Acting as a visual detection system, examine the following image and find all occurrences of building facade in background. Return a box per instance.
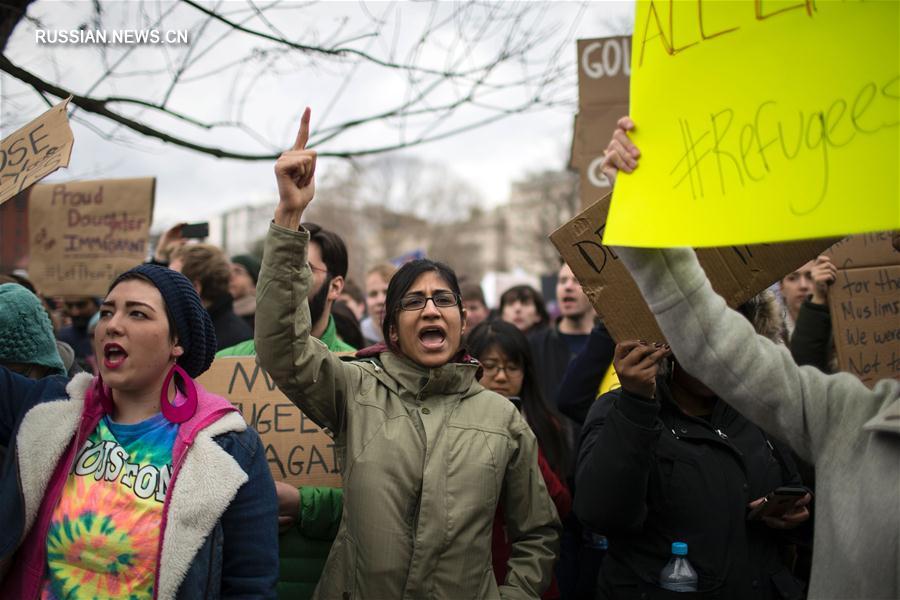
[0,192,31,272]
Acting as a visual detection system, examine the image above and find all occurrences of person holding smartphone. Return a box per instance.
[576,327,810,600]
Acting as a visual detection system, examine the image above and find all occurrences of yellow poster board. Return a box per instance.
[604,1,899,247]
[598,364,621,396]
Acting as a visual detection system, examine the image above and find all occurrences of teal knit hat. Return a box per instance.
[0,283,66,375]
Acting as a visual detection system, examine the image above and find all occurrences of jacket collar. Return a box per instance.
[170,380,239,466]
[15,373,93,536]
[374,350,480,397]
[13,372,247,600]
[320,314,354,352]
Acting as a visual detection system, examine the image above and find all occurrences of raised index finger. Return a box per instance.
[293,107,311,150]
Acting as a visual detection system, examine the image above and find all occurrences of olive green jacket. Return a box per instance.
[256,222,561,600]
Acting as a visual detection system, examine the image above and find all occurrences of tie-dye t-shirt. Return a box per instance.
[41,412,178,600]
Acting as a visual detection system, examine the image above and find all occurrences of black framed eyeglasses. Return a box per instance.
[398,292,460,311]
[480,361,523,377]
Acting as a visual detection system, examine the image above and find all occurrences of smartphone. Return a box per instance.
[747,486,807,520]
[181,222,209,239]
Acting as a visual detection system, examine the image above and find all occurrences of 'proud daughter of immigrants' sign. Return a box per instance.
[28,177,155,296]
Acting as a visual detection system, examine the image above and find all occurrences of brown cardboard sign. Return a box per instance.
[578,166,609,212]
[198,357,342,488]
[28,177,155,296]
[571,105,629,169]
[572,105,631,209]
[828,266,900,386]
[577,37,631,109]
[825,231,900,387]
[824,231,900,270]
[574,35,631,209]
[0,98,74,206]
[551,193,838,343]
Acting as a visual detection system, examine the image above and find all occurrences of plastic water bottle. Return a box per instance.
[659,542,698,592]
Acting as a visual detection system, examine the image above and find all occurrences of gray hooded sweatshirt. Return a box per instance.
[614,245,899,600]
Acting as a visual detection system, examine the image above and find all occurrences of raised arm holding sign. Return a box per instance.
[601,117,900,599]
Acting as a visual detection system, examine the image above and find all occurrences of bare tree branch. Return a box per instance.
[1,52,564,159]
[1,1,582,162]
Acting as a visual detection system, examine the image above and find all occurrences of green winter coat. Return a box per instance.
[256,222,561,600]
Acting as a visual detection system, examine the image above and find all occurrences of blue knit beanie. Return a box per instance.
[0,283,66,375]
[108,264,217,378]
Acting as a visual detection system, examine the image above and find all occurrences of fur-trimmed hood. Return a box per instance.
[740,289,786,344]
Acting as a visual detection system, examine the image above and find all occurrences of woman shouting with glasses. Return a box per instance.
[255,108,560,600]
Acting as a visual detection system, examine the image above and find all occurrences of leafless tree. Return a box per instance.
[507,168,579,272]
[2,0,584,160]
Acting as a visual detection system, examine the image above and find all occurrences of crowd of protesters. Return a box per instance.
[0,106,896,600]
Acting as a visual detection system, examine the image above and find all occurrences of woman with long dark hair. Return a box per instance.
[467,320,569,478]
[467,320,572,599]
[255,108,560,599]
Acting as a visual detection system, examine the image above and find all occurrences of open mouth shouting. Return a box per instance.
[418,325,447,351]
[104,343,129,370]
[559,295,578,310]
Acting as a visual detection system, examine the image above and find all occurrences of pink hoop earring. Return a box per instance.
[91,374,115,415]
[160,364,198,423]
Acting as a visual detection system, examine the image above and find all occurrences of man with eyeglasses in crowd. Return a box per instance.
[217,222,355,356]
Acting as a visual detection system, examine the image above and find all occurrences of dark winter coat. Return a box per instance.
[528,325,573,411]
[789,300,834,373]
[207,295,253,351]
[556,322,616,425]
[575,382,805,600]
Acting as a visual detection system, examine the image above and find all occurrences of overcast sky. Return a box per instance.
[3,0,634,231]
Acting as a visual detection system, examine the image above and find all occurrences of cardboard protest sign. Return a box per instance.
[578,37,631,109]
[826,232,900,387]
[28,177,155,296]
[551,192,837,343]
[825,231,900,271]
[828,266,900,386]
[574,37,631,209]
[0,98,74,206]
[198,357,342,487]
[604,1,899,247]
[573,105,628,207]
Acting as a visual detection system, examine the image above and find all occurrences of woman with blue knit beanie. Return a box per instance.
[0,264,278,599]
